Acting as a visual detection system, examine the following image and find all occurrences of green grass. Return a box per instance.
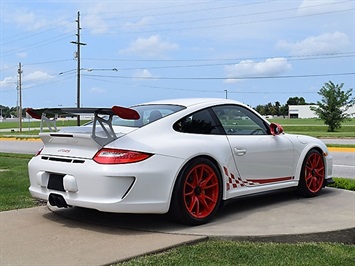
[328,178,355,191]
[0,120,90,129]
[0,153,39,211]
[269,118,355,138]
[117,240,355,266]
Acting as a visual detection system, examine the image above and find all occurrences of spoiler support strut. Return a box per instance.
[40,112,59,132]
[92,112,117,146]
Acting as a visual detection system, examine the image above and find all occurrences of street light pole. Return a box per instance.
[17,62,23,132]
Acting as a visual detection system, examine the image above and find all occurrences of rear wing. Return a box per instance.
[26,106,140,146]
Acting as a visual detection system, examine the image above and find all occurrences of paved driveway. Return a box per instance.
[1,188,354,265]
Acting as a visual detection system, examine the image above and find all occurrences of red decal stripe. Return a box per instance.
[246,176,294,184]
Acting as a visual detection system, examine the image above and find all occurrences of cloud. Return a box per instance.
[24,71,54,83]
[133,69,153,79]
[277,32,350,56]
[0,71,54,90]
[0,76,17,88]
[83,12,110,34]
[224,58,292,83]
[120,35,179,58]
[5,8,48,31]
[16,52,28,58]
[89,87,106,94]
[122,17,153,31]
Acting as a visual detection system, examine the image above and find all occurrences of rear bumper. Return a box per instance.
[28,154,184,214]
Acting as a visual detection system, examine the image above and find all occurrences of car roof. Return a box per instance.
[134,98,245,108]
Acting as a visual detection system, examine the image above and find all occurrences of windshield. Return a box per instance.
[111,104,185,127]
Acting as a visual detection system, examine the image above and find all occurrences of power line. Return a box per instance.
[82,54,355,71]
[82,52,355,63]
[82,0,272,22]
[119,8,353,34]
[81,72,355,80]
[1,21,73,45]
[92,0,351,30]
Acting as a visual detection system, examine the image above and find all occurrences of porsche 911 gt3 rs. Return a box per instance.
[27,98,333,225]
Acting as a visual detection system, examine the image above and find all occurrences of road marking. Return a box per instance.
[333,164,355,168]
[0,138,40,142]
[328,147,355,152]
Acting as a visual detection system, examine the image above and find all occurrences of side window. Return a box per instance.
[173,109,222,135]
[212,105,268,135]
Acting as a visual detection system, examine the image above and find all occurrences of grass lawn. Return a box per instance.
[1,152,354,265]
[269,118,355,138]
[0,119,90,130]
[0,153,39,211]
[117,240,355,266]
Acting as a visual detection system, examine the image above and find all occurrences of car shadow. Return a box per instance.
[42,187,339,235]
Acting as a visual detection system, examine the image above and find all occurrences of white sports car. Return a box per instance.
[27,98,333,225]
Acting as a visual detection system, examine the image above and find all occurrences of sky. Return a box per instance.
[0,0,354,109]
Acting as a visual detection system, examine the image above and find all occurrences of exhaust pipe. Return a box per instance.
[48,193,68,208]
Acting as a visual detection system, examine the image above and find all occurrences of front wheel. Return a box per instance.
[170,158,222,225]
[297,149,325,197]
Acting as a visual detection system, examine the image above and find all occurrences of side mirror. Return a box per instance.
[270,123,284,136]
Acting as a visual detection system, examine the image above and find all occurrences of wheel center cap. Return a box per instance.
[194,186,202,196]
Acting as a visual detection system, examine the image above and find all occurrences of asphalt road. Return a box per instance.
[0,138,354,179]
[331,150,355,179]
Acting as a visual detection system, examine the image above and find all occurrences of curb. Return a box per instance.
[212,228,355,244]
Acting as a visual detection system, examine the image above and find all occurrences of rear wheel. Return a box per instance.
[297,149,325,197]
[170,158,222,225]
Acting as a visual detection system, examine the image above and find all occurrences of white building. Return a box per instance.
[288,105,355,119]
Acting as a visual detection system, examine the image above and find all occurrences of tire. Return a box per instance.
[170,158,222,225]
[297,149,325,197]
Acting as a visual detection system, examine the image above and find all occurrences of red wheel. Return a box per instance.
[170,158,222,225]
[298,149,325,197]
[183,164,219,219]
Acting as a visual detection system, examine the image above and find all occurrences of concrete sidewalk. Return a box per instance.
[1,188,354,265]
[0,207,205,265]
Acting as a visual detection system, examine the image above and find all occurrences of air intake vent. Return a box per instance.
[41,156,85,164]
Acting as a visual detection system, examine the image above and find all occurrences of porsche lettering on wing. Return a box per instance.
[27,98,333,225]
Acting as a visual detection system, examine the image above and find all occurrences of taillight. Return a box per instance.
[93,148,152,164]
[35,147,43,156]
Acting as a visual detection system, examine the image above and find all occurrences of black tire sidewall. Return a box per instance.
[298,149,325,197]
[170,157,222,225]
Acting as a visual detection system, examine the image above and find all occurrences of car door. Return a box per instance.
[212,105,294,190]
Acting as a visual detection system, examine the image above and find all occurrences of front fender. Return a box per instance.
[294,143,332,182]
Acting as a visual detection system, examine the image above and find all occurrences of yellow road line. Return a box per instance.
[0,137,41,142]
[328,147,355,152]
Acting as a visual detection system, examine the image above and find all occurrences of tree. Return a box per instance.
[286,96,306,105]
[310,81,354,132]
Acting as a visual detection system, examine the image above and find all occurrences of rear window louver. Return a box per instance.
[41,156,85,164]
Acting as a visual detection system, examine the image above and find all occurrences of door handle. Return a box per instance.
[234,147,247,156]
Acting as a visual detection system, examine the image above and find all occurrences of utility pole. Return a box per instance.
[71,11,86,126]
[17,62,23,132]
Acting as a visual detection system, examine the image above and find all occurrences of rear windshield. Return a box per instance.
[112,104,185,127]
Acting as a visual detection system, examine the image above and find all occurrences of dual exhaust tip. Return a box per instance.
[48,193,69,208]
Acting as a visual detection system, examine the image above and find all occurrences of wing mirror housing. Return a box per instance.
[270,123,284,136]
